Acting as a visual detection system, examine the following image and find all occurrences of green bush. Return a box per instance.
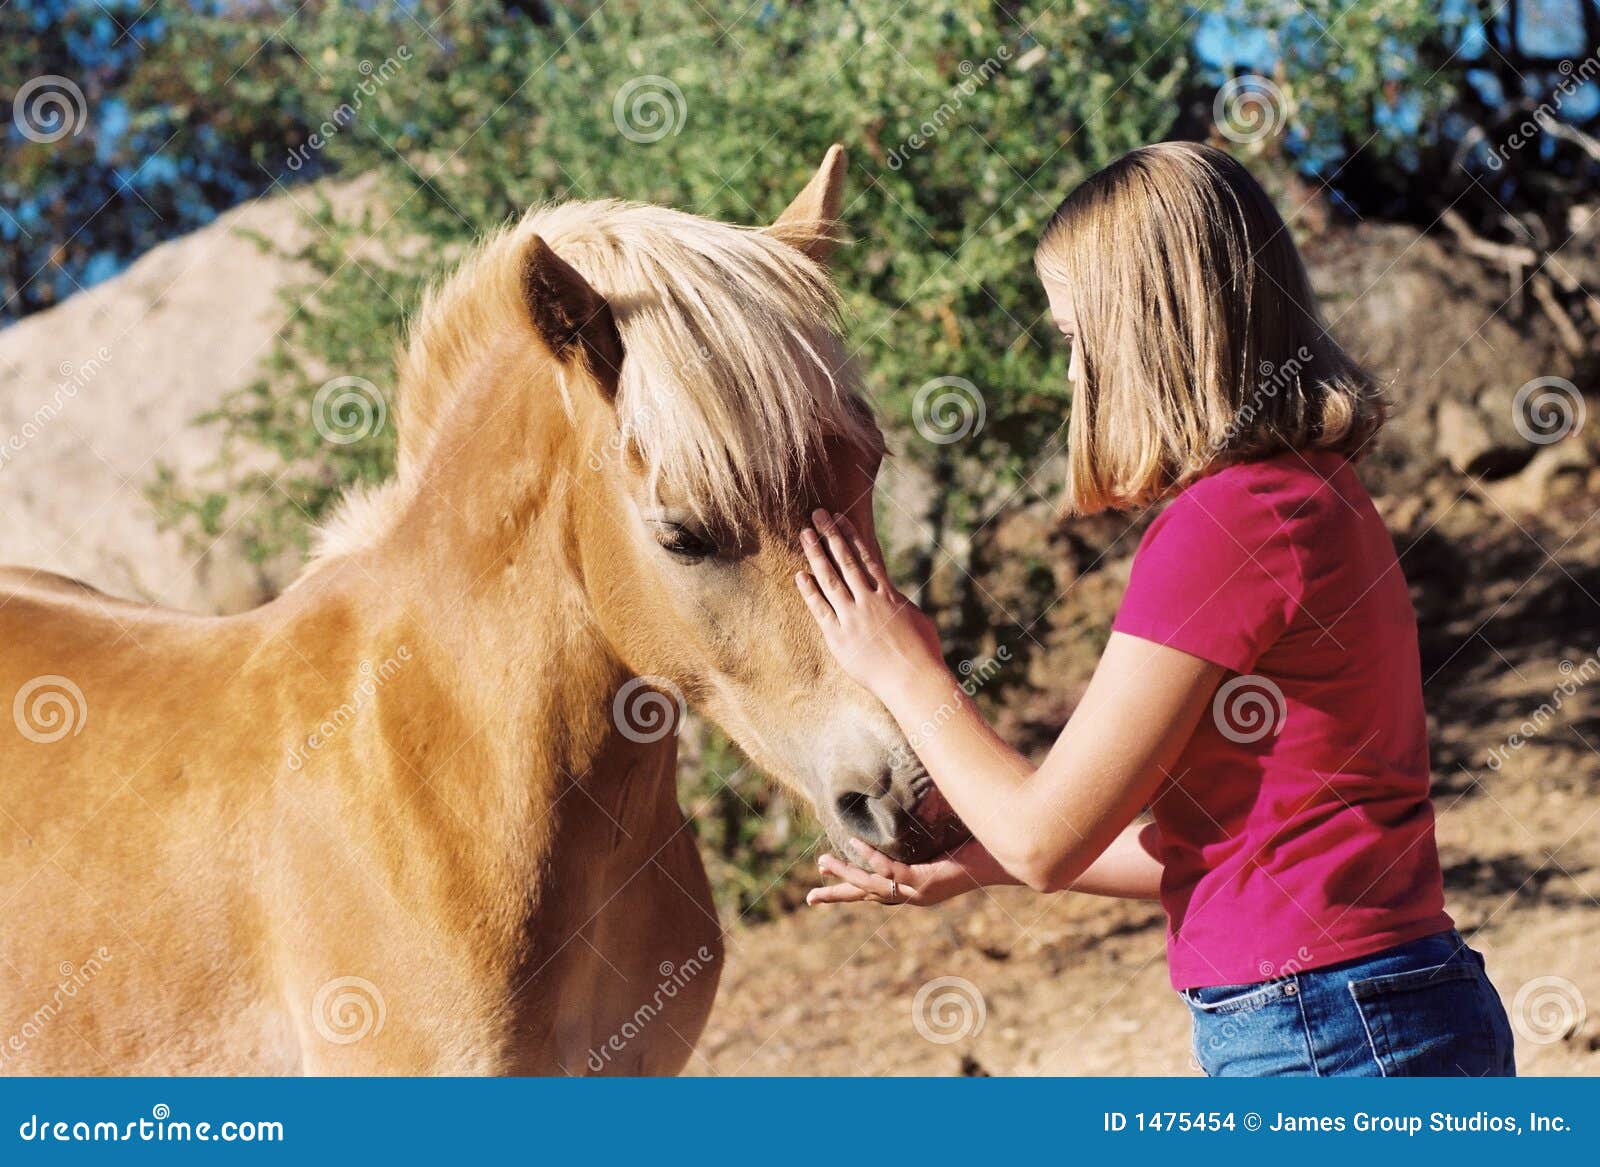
[156,0,1448,563]
[150,0,1453,911]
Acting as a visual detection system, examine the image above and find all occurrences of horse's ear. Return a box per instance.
[764,143,846,264]
[521,234,623,400]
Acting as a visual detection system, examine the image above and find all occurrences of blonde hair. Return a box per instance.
[514,200,879,523]
[1034,141,1385,515]
[320,199,879,558]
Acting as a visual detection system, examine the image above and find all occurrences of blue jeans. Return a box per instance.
[1183,930,1516,1077]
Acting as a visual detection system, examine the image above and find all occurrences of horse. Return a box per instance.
[0,148,967,1075]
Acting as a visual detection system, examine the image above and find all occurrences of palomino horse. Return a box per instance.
[0,148,965,1075]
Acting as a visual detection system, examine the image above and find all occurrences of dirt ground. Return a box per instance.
[694,768,1598,1076]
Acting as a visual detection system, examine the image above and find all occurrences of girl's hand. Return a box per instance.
[796,509,944,703]
[807,839,988,908]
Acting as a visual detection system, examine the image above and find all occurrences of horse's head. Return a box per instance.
[514,148,967,864]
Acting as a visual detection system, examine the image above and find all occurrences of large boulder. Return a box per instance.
[1303,223,1580,483]
[0,179,373,613]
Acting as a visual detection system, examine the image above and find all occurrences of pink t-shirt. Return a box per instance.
[1113,450,1452,989]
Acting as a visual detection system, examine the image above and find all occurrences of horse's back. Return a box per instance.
[0,565,168,643]
[0,563,181,612]
[0,564,190,736]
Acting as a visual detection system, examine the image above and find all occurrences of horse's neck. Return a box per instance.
[374,583,683,937]
[284,350,675,869]
[287,470,664,870]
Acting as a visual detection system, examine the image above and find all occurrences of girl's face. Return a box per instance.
[1042,276,1083,389]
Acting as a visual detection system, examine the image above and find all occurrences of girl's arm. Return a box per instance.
[797,510,1222,895]
[807,818,1163,907]
[1070,819,1164,898]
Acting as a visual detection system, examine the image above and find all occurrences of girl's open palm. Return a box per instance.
[808,839,988,908]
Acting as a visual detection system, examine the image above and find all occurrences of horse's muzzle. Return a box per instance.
[828,768,970,865]
[900,777,973,863]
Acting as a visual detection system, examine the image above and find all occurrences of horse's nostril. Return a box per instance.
[833,790,886,843]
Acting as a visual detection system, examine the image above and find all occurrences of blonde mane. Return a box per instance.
[316,199,879,559]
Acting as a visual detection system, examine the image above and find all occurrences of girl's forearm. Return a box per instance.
[880,632,1218,894]
[957,820,1163,898]
[883,665,1050,879]
[1065,820,1163,899]
[796,512,1213,895]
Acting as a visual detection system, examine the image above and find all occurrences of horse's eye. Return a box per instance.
[652,522,717,562]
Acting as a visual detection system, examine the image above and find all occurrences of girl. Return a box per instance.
[795,141,1515,1077]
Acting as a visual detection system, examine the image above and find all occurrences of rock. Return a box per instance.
[1302,223,1572,486]
[1376,492,1426,533]
[1434,398,1492,474]
[1434,397,1533,479]
[0,177,378,613]
[1479,438,1596,514]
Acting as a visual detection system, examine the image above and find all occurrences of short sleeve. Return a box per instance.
[1112,479,1301,674]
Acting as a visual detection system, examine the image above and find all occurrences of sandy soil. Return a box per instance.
[694,764,1598,1076]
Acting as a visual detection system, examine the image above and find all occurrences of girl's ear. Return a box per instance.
[764,144,846,265]
[521,234,624,401]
